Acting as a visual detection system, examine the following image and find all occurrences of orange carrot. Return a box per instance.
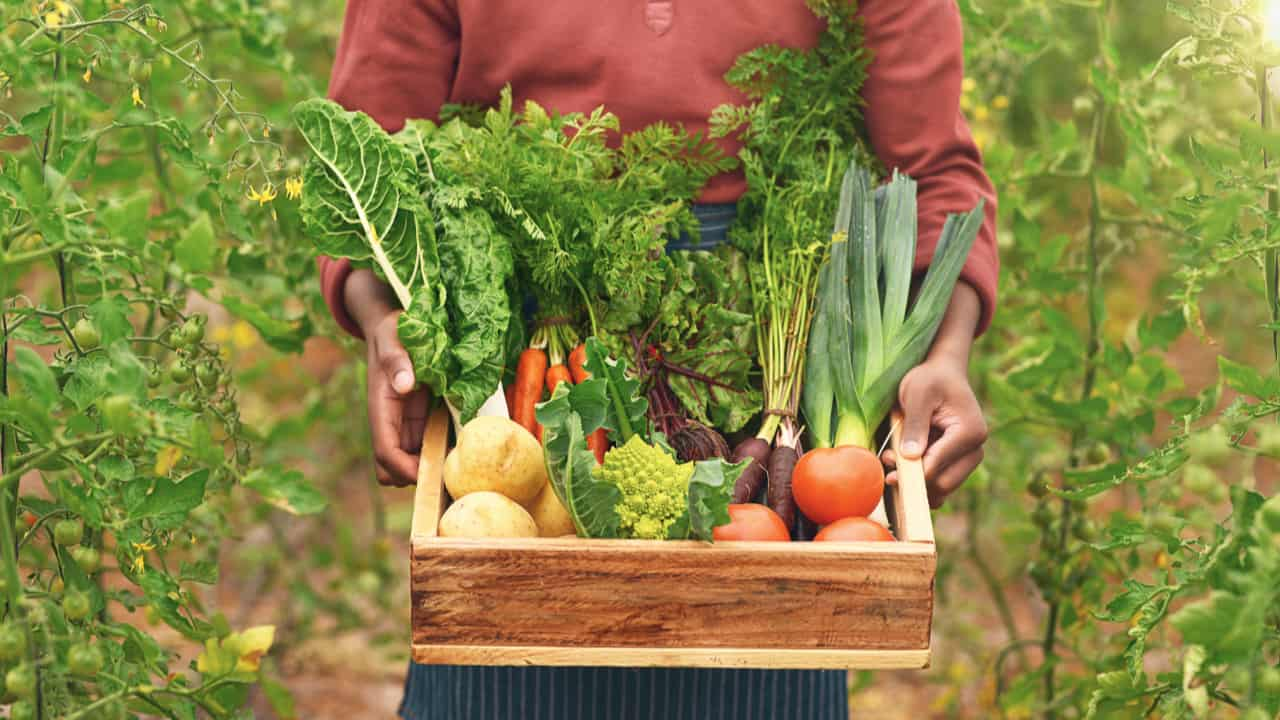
[546,365,573,394]
[512,348,548,438]
[504,378,517,416]
[567,344,608,464]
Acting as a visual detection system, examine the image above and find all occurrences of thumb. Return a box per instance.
[374,320,415,396]
[897,376,936,460]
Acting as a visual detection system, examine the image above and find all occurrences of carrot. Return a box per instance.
[730,437,771,503]
[504,379,517,416]
[512,348,548,438]
[567,343,607,464]
[767,444,799,535]
[546,364,573,394]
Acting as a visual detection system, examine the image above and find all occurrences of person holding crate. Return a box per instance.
[316,0,998,718]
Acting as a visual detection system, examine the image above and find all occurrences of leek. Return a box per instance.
[802,161,985,449]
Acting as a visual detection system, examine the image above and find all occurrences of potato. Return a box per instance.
[443,416,547,506]
[526,482,576,537]
[438,492,539,538]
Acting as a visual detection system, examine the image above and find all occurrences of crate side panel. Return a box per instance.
[411,543,934,651]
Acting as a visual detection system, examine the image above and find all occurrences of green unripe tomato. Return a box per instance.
[99,394,135,434]
[6,663,35,700]
[128,57,152,83]
[177,391,200,412]
[196,361,218,386]
[147,365,164,388]
[72,546,102,574]
[1182,464,1217,497]
[67,642,104,677]
[1206,482,1228,504]
[1186,425,1231,464]
[63,590,92,621]
[1084,442,1110,465]
[1148,514,1180,536]
[53,518,83,547]
[169,361,191,384]
[1026,479,1049,498]
[1259,667,1280,695]
[0,623,27,662]
[1256,424,1280,457]
[181,317,206,345]
[1072,518,1097,543]
[50,577,65,595]
[72,318,101,350]
[10,700,35,720]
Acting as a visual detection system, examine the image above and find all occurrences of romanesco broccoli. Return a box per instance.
[593,435,693,539]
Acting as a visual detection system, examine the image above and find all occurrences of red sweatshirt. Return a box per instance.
[317,0,999,338]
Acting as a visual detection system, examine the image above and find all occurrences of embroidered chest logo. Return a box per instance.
[645,0,674,35]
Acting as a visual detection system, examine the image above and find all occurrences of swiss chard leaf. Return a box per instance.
[679,457,747,542]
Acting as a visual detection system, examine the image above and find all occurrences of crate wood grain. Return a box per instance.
[410,405,936,670]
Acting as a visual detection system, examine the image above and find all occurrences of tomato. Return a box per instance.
[54,518,84,547]
[712,504,791,542]
[63,590,92,621]
[814,517,894,542]
[68,642,104,676]
[196,361,218,386]
[6,663,35,700]
[1259,667,1280,695]
[791,446,884,525]
[0,623,27,662]
[72,546,102,573]
[169,361,192,384]
[72,318,101,350]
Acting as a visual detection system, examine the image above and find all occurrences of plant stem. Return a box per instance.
[1260,64,1280,383]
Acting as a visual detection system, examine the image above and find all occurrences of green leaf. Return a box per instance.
[221,296,311,354]
[682,458,747,541]
[242,467,328,515]
[88,295,133,347]
[175,212,217,273]
[1218,357,1277,399]
[128,469,209,530]
[14,346,57,406]
[582,337,648,442]
[537,383,621,538]
[1171,591,1243,649]
[99,191,151,251]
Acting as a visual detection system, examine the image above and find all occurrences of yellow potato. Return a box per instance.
[443,416,547,506]
[526,482,576,537]
[438,492,538,538]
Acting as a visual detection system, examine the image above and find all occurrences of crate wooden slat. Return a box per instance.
[410,405,936,669]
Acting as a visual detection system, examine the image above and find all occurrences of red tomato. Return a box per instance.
[791,446,884,524]
[814,517,895,542]
[712,504,791,542]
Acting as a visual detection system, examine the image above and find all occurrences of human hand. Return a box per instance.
[346,270,428,487]
[882,357,988,508]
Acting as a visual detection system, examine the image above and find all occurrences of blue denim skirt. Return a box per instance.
[399,204,848,720]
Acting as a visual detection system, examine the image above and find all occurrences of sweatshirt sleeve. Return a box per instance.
[317,0,460,338]
[859,0,1000,335]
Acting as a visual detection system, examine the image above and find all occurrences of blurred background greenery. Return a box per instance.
[4,0,1280,717]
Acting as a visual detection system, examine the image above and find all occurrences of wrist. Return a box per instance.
[344,269,401,335]
[926,281,980,369]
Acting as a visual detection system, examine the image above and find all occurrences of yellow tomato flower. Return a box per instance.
[284,176,303,200]
[45,10,62,27]
[246,184,277,206]
[132,555,145,573]
[230,320,257,350]
[262,125,270,139]
[993,94,1010,110]
[131,84,145,107]
[962,77,977,94]
[974,105,990,121]
[82,66,91,83]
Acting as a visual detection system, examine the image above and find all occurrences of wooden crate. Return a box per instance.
[410,405,936,670]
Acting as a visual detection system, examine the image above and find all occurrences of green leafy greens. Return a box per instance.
[293,99,515,421]
[537,339,744,541]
